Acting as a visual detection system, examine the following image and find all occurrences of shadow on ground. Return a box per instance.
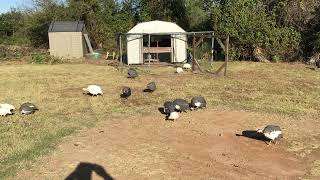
[236,130,269,141]
[65,162,114,180]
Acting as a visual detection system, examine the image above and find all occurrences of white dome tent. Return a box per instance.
[125,20,187,65]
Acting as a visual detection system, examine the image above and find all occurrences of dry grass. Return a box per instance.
[0,62,319,179]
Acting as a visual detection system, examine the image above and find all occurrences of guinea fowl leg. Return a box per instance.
[265,141,271,145]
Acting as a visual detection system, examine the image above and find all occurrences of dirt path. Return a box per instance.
[15,110,316,179]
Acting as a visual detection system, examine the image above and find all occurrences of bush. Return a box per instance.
[314,31,320,53]
[30,53,64,64]
[0,45,31,60]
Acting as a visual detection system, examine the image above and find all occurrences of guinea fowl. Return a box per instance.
[128,68,138,78]
[145,82,156,92]
[163,101,175,114]
[19,102,39,115]
[190,96,207,110]
[121,87,131,99]
[82,85,103,96]
[0,107,13,116]
[183,63,191,69]
[257,125,283,145]
[163,101,179,120]
[0,103,15,113]
[176,67,184,73]
[172,99,190,112]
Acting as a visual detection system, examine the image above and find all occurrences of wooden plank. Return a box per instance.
[216,37,225,52]
[194,58,203,72]
[211,32,214,67]
[148,34,151,66]
[215,62,226,74]
[192,36,196,71]
[195,36,205,48]
[84,33,93,53]
[224,36,229,76]
[119,35,123,65]
[143,47,172,53]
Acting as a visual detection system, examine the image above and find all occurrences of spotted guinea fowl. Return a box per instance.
[164,101,175,114]
[145,82,156,93]
[257,125,283,145]
[163,101,179,120]
[121,87,131,99]
[19,102,39,115]
[172,99,190,112]
[82,85,103,96]
[0,103,15,113]
[190,96,207,110]
[0,107,13,116]
[128,68,138,78]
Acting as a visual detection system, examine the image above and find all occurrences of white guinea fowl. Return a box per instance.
[257,125,283,145]
[176,67,184,73]
[83,85,103,96]
[0,104,15,111]
[0,107,13,116]
[183,63,191,69]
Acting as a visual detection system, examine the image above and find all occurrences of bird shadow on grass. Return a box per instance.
[236,130,269,141]
[120,94,128,98]
[83,93,103,97]
[65,162,114,180]
[305,66,318,71]
[143,89,153,93]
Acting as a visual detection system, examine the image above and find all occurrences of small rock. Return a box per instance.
[219,133,223,137]
[232,163,240,168]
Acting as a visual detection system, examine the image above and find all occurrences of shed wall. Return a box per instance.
[49,32,85,59]
[127,35,143,64]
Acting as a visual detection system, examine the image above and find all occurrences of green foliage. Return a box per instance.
[0,10,29,45]
[30,53,64,64]
[212,0,301,60]
[185,0,212,31]
[314,31,320,53]
[0,45,32,60]
[0,0,319,60]
[138,0,189,29]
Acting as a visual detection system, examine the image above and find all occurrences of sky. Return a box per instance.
[0,0,31,13]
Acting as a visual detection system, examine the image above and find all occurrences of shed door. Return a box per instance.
[127,35,143,64]
[173,35,187,63]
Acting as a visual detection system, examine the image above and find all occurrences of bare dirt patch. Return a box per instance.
[15,110,312,180]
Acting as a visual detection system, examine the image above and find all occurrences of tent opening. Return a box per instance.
[143,35,172,63]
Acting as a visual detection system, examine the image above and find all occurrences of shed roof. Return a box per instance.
[48,21,85,32]
[128,20,186,34]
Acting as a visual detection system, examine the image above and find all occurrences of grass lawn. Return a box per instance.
[0,62,319,179]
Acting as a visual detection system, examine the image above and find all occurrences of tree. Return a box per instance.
[211,0,301,61]
[0,9,28,44]
[136,0,189,29]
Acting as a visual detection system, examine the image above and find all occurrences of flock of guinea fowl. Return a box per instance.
[0,66,283,145]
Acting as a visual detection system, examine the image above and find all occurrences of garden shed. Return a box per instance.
[48,21,88,59]
[125,20,187,65]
